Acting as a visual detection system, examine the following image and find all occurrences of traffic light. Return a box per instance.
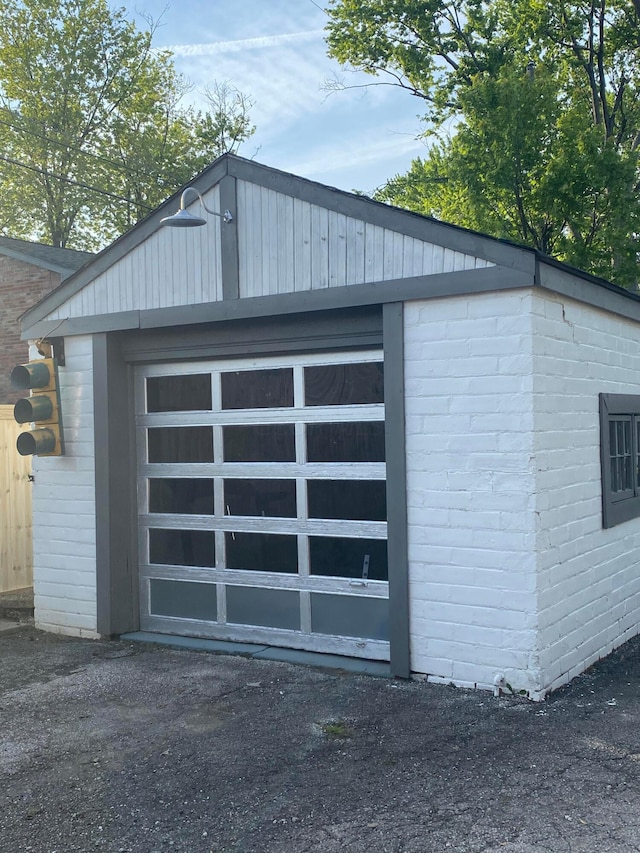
[10,357,65,457]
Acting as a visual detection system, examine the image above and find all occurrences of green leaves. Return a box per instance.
[328,0,640,287]
[0,0,254,249]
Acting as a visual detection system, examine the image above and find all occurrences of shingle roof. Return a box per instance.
[0,236,92,280]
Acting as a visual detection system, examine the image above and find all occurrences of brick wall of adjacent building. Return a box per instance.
[0,257,62,404]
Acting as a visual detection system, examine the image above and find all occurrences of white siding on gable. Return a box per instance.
[236,180,492,299]
[45,186,224,321]
[532,293,640,693]
[31,335,98,636]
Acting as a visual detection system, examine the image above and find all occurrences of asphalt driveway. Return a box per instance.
[2,625,640,853]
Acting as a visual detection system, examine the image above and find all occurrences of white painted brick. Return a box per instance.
[31,335,97,635]
[532,291,640,692]
[405,291,538,690]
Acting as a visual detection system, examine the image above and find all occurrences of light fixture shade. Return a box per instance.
[160,208,207,227]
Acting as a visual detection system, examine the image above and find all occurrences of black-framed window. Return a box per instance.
[600,394,640,528]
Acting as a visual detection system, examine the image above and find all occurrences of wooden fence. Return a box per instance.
[0,405,32,592]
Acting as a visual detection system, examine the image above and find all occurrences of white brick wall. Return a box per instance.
[406,287,640,698]
[532,292,640,693]
[31,335,97,636]
[404,291,540,695]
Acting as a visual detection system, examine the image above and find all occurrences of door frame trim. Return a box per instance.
[94,305,411,676]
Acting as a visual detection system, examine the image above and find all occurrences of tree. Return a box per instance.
[325,0,640,287]
[0,0,254,249]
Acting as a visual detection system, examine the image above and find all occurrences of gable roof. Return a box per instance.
[18,153,640,339]
[0,236,92,279]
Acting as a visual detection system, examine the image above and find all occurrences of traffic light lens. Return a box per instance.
[14,395,53,424]
[16,428,56,456]
[10,361,51,391]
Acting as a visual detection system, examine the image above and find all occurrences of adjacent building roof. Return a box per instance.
[0,235,92,279]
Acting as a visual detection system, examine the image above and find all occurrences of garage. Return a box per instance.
[19,152,640,697]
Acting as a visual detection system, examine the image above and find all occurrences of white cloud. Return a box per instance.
[133,0,426,191]
[167,29,325,57]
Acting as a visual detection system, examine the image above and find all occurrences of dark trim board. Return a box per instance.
[537,261,640,325]
[383,302,411,678]
[93,333,138,636]
[22,264,534,340]
[120,305,384,363]
[219,174,240,301]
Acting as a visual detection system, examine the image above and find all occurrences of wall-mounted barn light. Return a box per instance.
[160,187,233,227]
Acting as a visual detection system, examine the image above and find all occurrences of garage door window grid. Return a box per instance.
[135,352,388,651]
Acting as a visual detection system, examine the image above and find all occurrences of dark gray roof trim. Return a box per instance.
[0,236,92,278]
[537,260,640,323]
[22,265,533,339]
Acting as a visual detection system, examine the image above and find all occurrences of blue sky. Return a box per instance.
[127,0,428,195]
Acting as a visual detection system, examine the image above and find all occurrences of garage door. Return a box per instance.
[135,350,389,660]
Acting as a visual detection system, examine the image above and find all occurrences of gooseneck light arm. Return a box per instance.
[160,186,233,227]
[179,187,233,222]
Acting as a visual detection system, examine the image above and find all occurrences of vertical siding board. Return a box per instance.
[392,232,405,279]
[346,216,365,285]
[165,231,177,307]
[251,183,263,299]
[311,205,329,288]
[422,241,435,276]
[79,280,90,316]
[294,198,312,292]
[214,185,224,303]
[328,212,347,288]
[364,222,376,283]
[266,188,278,296]
[241,182,254,299]
[193,224,204,305]
[268,190,286,294]
[454,250,467,272]
[258,187,270,297]
[403,236,421,278]
[185,227,197,307]
[383,229,395,280]
[148,235,160,310]
[282,194,295,294]
[238,180,255,299]
[123,247,132,311]
[432,244,445,274]
[443,247,456,272]
[366,223,385,282]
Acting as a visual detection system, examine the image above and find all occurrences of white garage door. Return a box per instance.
[135,350,389,660]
